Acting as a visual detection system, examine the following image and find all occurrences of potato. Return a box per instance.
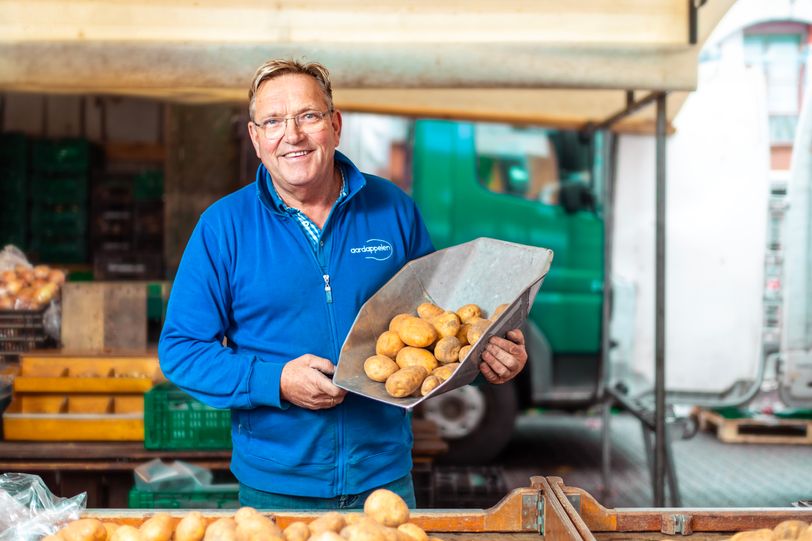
[395,347,438,373]
[466,318,491,345]
[103,523,121,539]
[458,345,472,361]
[490,303,509,321]
[397,523,428,541]
[282,521,310,541]
[388,313,413,334]
[455,324,470,346]
[416,302,444,320]
[364,355,400,382]
[309,532,344,541]
[344,513,367,525]
[730,529,774,541]
[341,523,387,541]
[385,366,428,398]
[420,375,441,396]
[430,312,461,339]
[381,526,412,541]
[204,518,237,541]
[234,507,258,523]
[235,514,284,541]
[61,519,107,541]
[773,520,809,539]
[397,317,437,348]
[175,511,207,541]
[139,513,174,541]
[364,489,410,527]
[432,363,459,382]
[376,331,406,358]
[455,304,482,324]
[308,512,346,535]
[433,336,461,364]
[110,525,146,541]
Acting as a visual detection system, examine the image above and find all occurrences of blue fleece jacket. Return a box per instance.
[158,151,434,497]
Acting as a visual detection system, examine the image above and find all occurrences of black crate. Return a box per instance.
[94,251,163,280]
[0,308,56,353]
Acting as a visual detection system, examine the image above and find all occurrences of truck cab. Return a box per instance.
[411,119,605,463]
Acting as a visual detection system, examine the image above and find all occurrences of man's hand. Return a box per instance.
[479,329,528,384]
[280,354,347,410]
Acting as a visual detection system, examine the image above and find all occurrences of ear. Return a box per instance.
[330,109,343,145]
[247,122,262,158]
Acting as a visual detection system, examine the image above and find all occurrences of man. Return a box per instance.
[158,59,528,510]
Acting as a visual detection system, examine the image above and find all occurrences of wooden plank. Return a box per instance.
[61,283,148,353]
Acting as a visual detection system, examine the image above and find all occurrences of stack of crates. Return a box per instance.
[29,139,90,263]
[92,170,164,280]
[133,382,236,508]
[0,134,29,249]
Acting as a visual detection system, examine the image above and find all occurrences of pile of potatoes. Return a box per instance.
[364,301,508,399]
[725,520,812,541]
[42,489,444,541]
[0,264,66,310]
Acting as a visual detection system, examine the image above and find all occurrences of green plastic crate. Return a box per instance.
[32,139,89,173]
[134,170,164,201]
[0,133,28,162]
[144,383,232,450]
[29,237,87,263]
[30,174,88,205]
[30,204,87,236]
[128,485,239,509]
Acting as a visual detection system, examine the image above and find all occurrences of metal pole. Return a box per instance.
[654,92,668,507]
[599,130,617,398]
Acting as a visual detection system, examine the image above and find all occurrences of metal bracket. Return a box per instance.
[661,513,693,535]
[522,493,544,534]
[566,494,581,514]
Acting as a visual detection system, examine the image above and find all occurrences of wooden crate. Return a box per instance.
[61,282,147,352]
[3,393,144,441]
[698,408,812,445]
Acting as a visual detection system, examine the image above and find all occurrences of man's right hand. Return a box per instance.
[280,354,347,410]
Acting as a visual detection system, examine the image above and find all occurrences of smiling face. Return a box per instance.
[248,73,342,197]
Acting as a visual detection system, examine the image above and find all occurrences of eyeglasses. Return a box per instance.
[252,110,333,140]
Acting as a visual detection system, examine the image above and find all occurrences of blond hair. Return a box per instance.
[248,59,334,121]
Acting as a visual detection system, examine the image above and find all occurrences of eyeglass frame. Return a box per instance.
[251,109,334,140]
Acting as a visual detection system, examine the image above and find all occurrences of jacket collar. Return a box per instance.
[255,150,366,215]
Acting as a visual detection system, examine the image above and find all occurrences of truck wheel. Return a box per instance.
[421,381,518,465]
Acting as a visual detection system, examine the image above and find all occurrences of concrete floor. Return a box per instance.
[498,411,812,509]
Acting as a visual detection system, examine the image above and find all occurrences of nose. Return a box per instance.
[282,117,305,142]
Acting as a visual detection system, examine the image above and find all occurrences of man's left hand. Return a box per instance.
[479,329,527,384]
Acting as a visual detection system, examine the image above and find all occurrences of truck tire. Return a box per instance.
[422,381,518,465]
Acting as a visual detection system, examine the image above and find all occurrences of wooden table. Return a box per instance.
[0,419,447,508]
[0,441,232,508]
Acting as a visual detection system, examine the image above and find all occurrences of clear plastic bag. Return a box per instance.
[134,458,213,492]
[0,473,86,541]
[0,245,31,273]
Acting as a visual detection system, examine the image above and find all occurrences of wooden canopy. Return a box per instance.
[0,0,736,130]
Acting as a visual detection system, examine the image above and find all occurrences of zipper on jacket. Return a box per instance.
[322,274,333,304]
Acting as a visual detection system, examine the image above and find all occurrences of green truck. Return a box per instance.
[411,119,606,463]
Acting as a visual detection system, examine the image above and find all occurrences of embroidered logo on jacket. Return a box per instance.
[350,239,393,261]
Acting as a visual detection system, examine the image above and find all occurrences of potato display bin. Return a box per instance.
[334,237,553,409]
[84,476,812,540]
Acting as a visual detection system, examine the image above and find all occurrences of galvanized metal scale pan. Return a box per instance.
[334,237,553,410]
